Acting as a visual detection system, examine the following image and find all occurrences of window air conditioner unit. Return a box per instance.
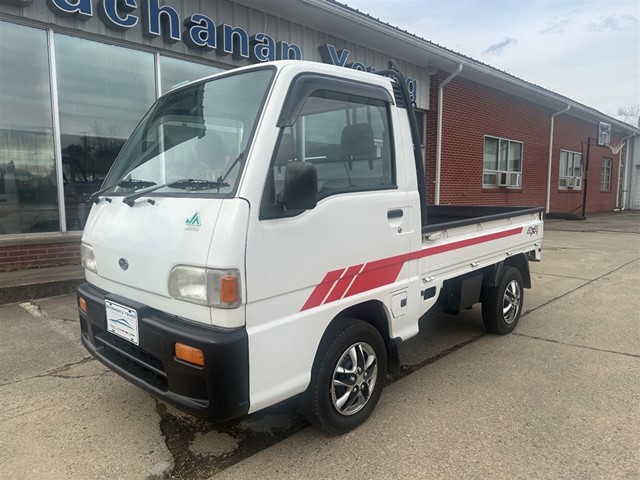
[499,172,520,187]
[567,177,581,188]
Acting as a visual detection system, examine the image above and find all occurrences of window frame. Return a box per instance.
[482,135,524,189]
[558,149,583,191]
[0,20,58,235]
[601,157,612,191]
[261,77,397,220]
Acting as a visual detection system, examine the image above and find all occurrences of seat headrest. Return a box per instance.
[341,123,375,157]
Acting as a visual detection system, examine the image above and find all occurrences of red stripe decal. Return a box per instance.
[345,257,406,298]
[301,227,523,311]
[325,265,363,303]
[300,269,344,311]
[414,227,524,260]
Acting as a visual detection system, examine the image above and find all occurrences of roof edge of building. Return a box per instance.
[313,0,639,135]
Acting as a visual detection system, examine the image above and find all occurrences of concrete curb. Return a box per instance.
[0,265,84,304]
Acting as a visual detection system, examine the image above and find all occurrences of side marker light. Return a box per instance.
[78,297,87,314]
[175,343,205,367]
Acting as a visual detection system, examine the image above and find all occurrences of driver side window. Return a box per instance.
[265,90,394,216]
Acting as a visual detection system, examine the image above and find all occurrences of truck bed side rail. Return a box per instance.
[422,205,545,234]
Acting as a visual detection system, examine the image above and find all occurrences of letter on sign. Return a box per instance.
[46,0,92,19]
[98,0,138,31]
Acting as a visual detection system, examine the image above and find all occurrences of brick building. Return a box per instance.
[425,72,634,216]
[0,0,638,273]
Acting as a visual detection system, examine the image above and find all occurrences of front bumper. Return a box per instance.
[77,282,249,421]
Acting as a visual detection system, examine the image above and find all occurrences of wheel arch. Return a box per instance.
[505,253,531,288]
[483,253,531,289]
[319,300,396,362]
[333,300,391,343]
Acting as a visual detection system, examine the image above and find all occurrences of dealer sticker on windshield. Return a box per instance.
[106,300,139,345]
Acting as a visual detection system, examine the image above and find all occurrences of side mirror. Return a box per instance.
[278,161,318,211]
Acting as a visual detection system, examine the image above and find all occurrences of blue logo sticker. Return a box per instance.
[186,212,201,227]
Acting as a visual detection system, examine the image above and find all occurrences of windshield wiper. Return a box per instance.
[90,179,158,204]
[90,184,113,204]
[122,179,229,207]
[220,151,244,183]
[117,179,157,190]
[169,179,230,191]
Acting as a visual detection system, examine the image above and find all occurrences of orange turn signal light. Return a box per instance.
[78,296,87,314]
[220,275,239,304]
[175,343,205,367]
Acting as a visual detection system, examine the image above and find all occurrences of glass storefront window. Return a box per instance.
[55,34,155,230]
[0,27,231,236]
[160,56,223,95]
[0,21,57,234]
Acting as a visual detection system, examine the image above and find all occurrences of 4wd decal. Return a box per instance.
[527,225,539,236]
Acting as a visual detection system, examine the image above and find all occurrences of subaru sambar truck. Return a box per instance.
[77,60,543,434]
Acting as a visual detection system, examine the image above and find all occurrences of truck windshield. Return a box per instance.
[101,68,274,197]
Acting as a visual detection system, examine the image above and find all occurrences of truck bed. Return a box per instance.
[422,205,544,233]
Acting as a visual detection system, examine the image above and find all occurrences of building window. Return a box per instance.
[601,157,612,191]
[0,21,57,235]
[159,56,224,95]
[483,136,523,188]
[0,25,246,237]
[55,34,156,230]
[559,150,583,190]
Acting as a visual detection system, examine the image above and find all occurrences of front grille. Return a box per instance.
[93,327,168,391]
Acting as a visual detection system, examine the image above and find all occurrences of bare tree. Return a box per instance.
[617,104,640,116]
[616,104,640,128]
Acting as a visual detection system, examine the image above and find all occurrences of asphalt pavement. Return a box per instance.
[0,211,638,479]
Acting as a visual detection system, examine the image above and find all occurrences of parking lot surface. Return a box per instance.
[0,212,638,479]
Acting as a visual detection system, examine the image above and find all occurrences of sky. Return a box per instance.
[343,0,639,118]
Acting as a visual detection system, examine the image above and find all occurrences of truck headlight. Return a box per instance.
[81,243,97,273]
[168,266,241,308]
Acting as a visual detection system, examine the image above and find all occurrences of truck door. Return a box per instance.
[244,75,413,411]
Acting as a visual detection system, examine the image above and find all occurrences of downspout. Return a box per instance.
[618,133,635,210]
[545,104,571,214]
[435,64,462,205]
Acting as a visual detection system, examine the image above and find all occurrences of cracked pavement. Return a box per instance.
[0,212,638,479]
[0,296,171,479]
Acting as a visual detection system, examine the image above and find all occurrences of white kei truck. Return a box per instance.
[78,60,543,434]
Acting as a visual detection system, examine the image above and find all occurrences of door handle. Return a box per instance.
[387,209,403,219]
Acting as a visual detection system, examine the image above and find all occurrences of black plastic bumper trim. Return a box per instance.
[77,282,249,421]
[94,334,167,378]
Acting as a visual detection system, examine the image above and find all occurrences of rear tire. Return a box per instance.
[482,266,524,335]
[303,318,387,435]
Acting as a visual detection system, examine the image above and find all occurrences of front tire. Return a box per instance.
[303,318,387,435]
[482,266,524,335]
